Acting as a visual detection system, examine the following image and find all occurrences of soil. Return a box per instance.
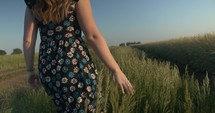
[0,74,27,91]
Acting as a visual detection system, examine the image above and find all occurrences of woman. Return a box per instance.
[23,0,135,112]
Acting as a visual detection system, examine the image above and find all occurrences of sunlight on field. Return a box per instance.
[0,54,38,72]
[0,46,215,113]
[133,33,215,91]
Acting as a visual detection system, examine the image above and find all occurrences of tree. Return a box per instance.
[119,43,126,46]
[0,50,7,55]
[11,48,22,55]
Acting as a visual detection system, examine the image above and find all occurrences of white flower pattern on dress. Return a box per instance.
[56,26,63,32]
[24,0,104,112]
[62,77,68,84]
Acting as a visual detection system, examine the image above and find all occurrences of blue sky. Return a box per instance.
[0,0,215,54]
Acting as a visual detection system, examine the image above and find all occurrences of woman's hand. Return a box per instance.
[26,71,40,89]
[76,0,134,96]
[113,70,135,96]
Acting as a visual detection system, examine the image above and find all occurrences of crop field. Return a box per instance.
[0,45,215,113]
[133,33,215,90]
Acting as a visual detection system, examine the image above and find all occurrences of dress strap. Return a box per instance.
[24,0,36,9]
[72,0,79,5]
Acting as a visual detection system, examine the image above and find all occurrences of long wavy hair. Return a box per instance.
[31,0,73,24]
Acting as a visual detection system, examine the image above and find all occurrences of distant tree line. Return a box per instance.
[0,48,22,56]
[119,41,141,46]
[0,50,7,55]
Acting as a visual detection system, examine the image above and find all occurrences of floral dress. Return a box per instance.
[24,0,104,113]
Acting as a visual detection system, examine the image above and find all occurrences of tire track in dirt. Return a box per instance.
[0,64,37,77]
[0,74,27,91]
[0,68,26,77]
[0,69,26,83]
[0,67,39,91]
[0,67,25,75]
[0,65,37,82]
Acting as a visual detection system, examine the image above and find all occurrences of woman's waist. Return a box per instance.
[39,36,86,53]
[39,34,85,45]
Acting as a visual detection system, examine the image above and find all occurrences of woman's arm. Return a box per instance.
[76,0,134,95]
[23,7,40,89]
[23,7,38,71]
[76,0,121,74]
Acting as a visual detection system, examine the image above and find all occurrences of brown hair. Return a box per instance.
[31,0,73,24]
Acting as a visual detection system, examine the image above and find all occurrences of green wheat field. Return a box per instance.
[0,33,215,113]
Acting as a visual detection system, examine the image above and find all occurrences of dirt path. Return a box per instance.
[0,67,39,91]
[0,68,26,77]
[0,74,27,91]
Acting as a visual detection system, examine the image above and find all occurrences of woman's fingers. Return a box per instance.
[120,84,125,94]
[34,76,40,89]
[113,71,134,96]
[127,81,134,95]
[27,73,40,89]
[124,80,134,96]
[129,85,134,95]
[126,85,132,95]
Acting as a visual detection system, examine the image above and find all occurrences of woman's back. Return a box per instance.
[23,0,134,113]
[24,0,104,113]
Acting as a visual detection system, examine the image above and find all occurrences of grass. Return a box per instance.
[0,54,38,73]
[0,86,55,113]
[132,33,215,89]
[0,54,39,82]
[0,46,215,113]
